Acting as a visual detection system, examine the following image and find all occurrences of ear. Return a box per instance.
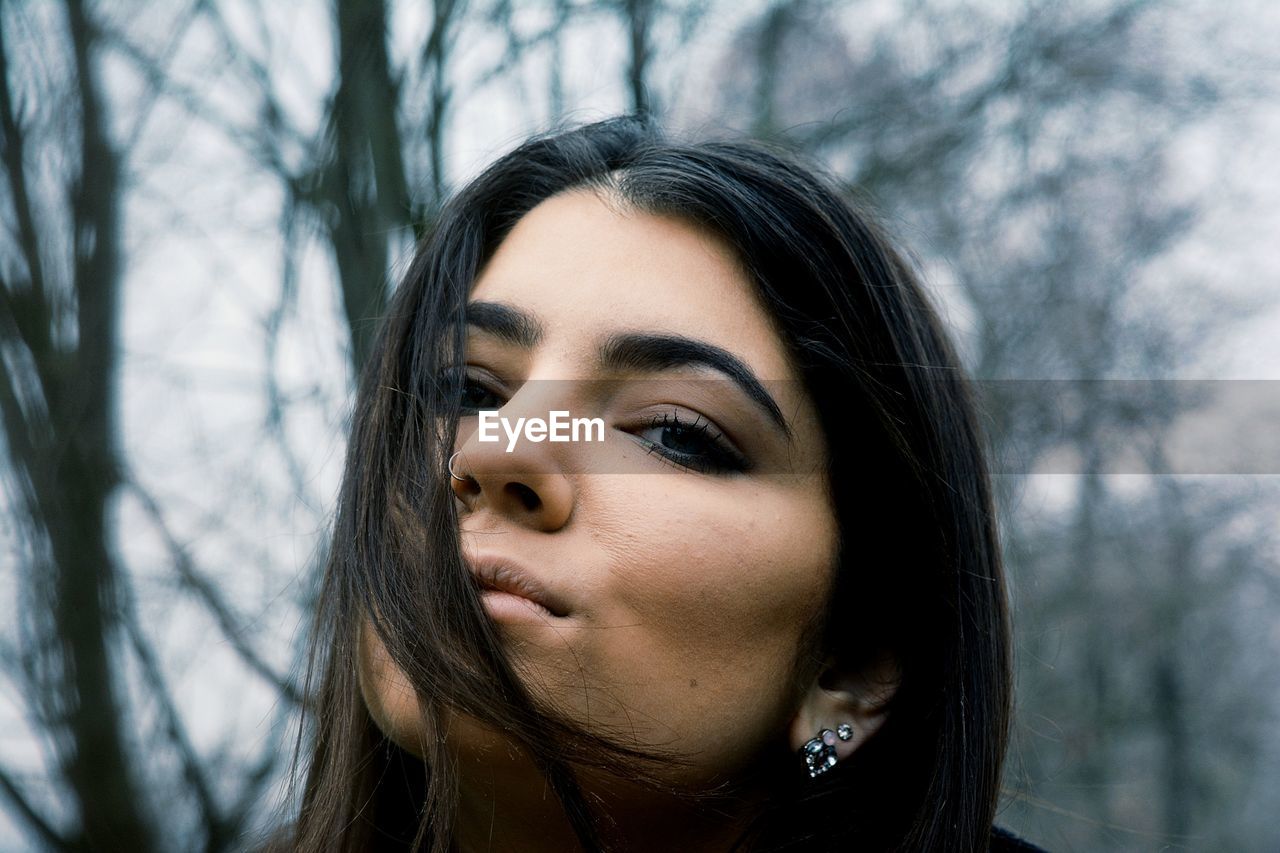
[787,651,900,761]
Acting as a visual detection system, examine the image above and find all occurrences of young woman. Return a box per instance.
[283,116,1043,852]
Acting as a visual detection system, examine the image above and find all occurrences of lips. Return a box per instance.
[463,553,570,618]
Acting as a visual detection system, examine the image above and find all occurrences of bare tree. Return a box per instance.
[1,1,299,848]
[3,0,1275,850]
[0,0,153,847]
[315,0,415,373]
[0,0,595,846]
[705,0,1280,848]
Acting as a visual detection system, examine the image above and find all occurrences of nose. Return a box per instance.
[448,409,575,533]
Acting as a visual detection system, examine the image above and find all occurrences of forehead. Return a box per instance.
[470,190,800,382]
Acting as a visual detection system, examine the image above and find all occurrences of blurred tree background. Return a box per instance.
[2,0,1278,849]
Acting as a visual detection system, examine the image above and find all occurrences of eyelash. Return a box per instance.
[444,370,750,476]
[634,411,749,475]
[453,373,504,412]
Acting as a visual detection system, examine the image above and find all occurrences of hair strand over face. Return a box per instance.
[282,115,1011,853]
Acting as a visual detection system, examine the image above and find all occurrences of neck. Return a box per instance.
[448,718,763,853]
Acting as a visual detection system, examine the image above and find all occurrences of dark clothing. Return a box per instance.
[992,825,1049,852]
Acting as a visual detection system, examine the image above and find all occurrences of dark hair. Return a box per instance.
[285,115,1011,852]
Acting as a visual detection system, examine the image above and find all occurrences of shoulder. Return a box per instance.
[991,824,1049,852]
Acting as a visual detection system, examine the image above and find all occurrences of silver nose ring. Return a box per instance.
[447,451,468,482]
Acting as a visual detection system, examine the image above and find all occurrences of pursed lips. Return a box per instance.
[464,553,571,618]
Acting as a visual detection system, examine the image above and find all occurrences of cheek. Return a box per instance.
[598,476,834,626]
[358,620,427,756]
[569,476,838,773]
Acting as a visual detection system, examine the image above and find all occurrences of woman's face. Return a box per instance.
[361,189,840,786]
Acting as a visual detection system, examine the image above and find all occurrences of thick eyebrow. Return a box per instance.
[465,301,793,439]
[466,301,543,348]
[599,332,793,440]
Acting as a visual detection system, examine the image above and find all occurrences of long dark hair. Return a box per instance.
[284,115,1011,852]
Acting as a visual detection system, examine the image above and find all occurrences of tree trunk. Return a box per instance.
[623,0,653,115]
[0,0,156,848]
[323,0,412,375]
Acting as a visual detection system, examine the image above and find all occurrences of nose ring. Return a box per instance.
[447,451,469,482]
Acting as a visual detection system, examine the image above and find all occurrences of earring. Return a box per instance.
[799,723,854,778]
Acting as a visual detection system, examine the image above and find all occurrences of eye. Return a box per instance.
[441,367,506,412]
[459,376,503,412]
[634,411,750,475]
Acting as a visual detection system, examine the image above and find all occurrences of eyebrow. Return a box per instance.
[466,301,544,348]
[465,300,793,439]
[599,333,793,440]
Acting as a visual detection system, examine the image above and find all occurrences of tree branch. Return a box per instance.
[117,569,228,851]
[128,480,306,708]
[0,764,66,851]
[0,17,56,382]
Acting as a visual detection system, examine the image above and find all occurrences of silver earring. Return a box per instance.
[448,451,469,482]
[800,723,854,778]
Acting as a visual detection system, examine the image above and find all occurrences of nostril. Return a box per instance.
[451,472,481,497]
[505,482,541,513]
